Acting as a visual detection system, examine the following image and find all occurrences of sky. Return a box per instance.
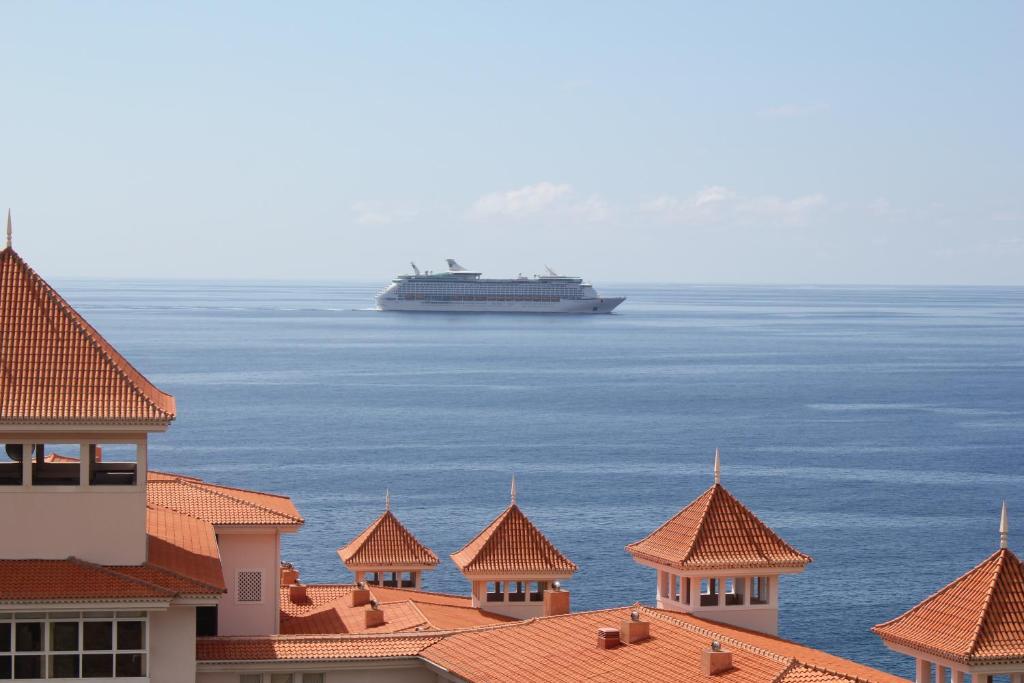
[1,1,1021,284]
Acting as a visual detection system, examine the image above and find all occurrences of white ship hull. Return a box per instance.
[377,296,624,314]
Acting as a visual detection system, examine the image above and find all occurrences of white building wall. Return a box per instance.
[150,605,197,683]
[217,531,281,637]
[0,488,146,564]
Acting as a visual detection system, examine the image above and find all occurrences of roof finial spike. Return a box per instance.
[713,447,721,485]
[1000,500,1009,549]
[385,488,390,512]
[5,209,11,249]
[511,474,517,505]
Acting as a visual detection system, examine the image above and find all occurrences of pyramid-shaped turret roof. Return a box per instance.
[0,246,175,426]
[338,510,439,569]
[451,504,577,576]
[872,548,1024,664]
[626,483,812,571]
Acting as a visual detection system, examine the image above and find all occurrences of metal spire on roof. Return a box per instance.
[5,209,11,249]
[385,488,391,512]
[714,447,721,485]
[511,474,517,505]
[1000,501,1009,549]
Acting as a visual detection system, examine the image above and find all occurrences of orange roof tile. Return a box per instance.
[146,506,225,590]
[421,605,908,683]
[0,247,175,425]
[196,634,441,662]
[450,504,577,576]
[147,477,303,527]
[626,483,812,571]
[872,548,1024,664]
[0,556,221,602]
[338,510,439,569]
[279,584,514,635]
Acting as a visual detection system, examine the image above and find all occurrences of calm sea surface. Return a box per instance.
[55,280,1024,678]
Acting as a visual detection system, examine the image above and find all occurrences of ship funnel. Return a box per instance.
[545,265,559,277]
[410,261,421,276]
[446,259,469,272]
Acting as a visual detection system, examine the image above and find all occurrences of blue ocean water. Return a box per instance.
[55,281,1024,678]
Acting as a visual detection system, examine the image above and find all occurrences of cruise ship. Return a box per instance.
[376,260,625,313]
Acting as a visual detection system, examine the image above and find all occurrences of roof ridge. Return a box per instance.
[452,503,576,573]
[680,484,720,565]
[706,484,812,564]
[965,547,1009,657]
[872,548,1006,634]
[135,561,225,595]
[2,249,175,421]
[196,479,295,501]
[67,557,176,598]
[177,478,303,524]
[637,605,792,665]
[624,485,715,560]
[770,660,803,683]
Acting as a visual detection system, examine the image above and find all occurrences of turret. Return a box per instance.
[626,449,811,635]
[0,224,176,565]
[337,491,439,589]
[873,502,1024,683]
[451,477,577,618]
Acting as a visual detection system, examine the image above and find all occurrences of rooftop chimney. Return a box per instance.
[349,586,371,607]
[365,601,385,629]
[619,610,650,644]
[280,563,300,587]
[288,583,307,604]
[543,586,570,616]
[702,641,733,676]
[597,627,620,649]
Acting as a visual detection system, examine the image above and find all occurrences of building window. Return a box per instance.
[508,581,526,602]
[485,581,504,602]
[700,578,720,607]
[196,606,218,637]
[237,570,264,603]
[529,581,546,602]
[400,572,416,588]
[0,611,147,679]
[751,576,770,605]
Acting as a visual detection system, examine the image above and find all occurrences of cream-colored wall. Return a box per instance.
[217,531,281,637]
[690,606,779,635]
[197,661,440,682]
[0,488,146,564]
[150,605,197,683]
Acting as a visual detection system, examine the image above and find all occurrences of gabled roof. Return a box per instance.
[450,504,577,575]
[0,556,221,602]
[338,510,439,569]
[279,584,514,635]
[626,483,812,571]
[0,247,175,426]
[196,634,442,662]
[872,548,1024,664]
[146,505,225,590]
[419,605,909,683]
[147,476,303,527]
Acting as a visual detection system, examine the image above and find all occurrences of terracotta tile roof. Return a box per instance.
[0,247,175,425]
[279,584,514,635]
[872,548,1024,664]
[450,504,577,576]
[196,634,441,662]
[338,510,439,569]
[626,483,812,570]
[0,556,221,602]
[146,505,225,590]
[421,605,908,683]
[147,477,303,527]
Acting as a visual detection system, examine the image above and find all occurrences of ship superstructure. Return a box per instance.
[376,259,625,313]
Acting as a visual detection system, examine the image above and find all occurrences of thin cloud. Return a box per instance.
[644,186,826,226]
[352,201,420,225]
[471,182,609,222]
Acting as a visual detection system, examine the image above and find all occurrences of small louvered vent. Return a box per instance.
[237,570,263,602]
